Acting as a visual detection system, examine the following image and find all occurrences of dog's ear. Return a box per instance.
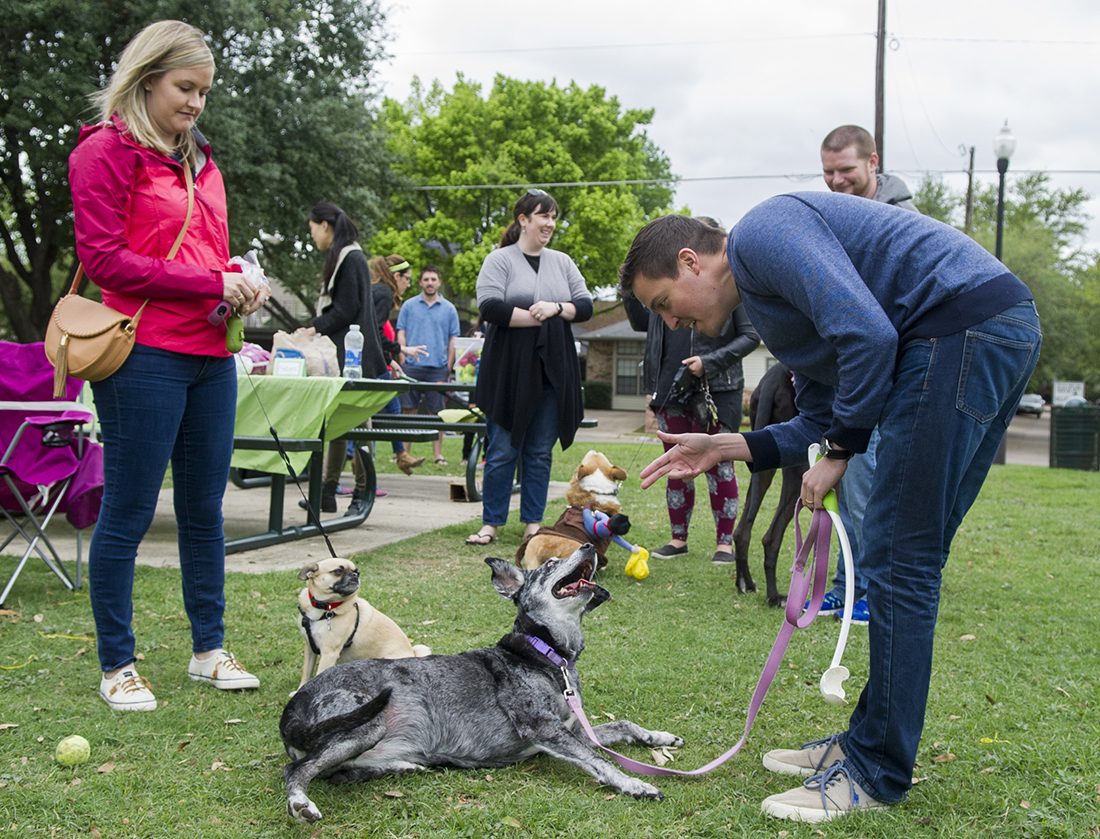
[609,465,627,482]
[485,557,525,600]
[298,562,320,581]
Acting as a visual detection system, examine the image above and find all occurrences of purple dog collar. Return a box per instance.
[525,635,573,669]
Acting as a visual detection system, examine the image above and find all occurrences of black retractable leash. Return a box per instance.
[237,363,338,559]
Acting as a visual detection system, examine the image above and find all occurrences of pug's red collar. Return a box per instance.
[309,592,344,611]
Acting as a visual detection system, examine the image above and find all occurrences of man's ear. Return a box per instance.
[868,151,880,173]
[677,247,700,275]
[486,557,525,600]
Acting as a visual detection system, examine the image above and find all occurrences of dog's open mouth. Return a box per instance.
[554,559,596,598]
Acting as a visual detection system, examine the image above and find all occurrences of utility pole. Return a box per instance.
[875,0,886,169]
[963,145,976,233]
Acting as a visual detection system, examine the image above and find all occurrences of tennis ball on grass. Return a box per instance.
[54,735,91,766]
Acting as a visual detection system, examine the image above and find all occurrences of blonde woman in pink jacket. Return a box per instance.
[69,20,268,711]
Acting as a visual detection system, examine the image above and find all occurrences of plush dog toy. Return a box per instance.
[296,557,431,691]
[516,450,649,578]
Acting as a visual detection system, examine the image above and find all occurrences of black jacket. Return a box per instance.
[370,282,401,364]
[312,249,386,377]
[475,315,587,450]
[625,296,760,429]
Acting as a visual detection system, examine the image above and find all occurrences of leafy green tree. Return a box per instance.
[912,175,963,224]
[369,75,675,312]
[0,0,392,340]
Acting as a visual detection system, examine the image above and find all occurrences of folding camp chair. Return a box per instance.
[0,341,102,605]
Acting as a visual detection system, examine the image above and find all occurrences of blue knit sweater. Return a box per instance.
[729,192,1032,470]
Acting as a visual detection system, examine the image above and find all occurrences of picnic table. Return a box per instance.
[226,376,436,553]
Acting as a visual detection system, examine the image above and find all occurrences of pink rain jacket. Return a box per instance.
[69,117,230,357]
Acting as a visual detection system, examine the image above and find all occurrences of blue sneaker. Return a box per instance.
[805,588,845,617]
[838,596,869,626]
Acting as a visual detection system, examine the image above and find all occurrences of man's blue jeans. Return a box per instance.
[833,427,879,599]
[841,301,1041,803]
[481,385,559,526]
[89,345,236,672]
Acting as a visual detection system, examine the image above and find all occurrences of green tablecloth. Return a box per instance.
[232,376,397,473]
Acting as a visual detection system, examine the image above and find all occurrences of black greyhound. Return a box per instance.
[731,363,806,607]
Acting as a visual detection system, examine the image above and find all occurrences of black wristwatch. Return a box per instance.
[555,302,564,316]
[820,439,855,461]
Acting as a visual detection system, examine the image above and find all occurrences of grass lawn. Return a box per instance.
[1,442,1097,838]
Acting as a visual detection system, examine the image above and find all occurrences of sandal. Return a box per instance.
[435,456,448,465]
[465,528,496,546]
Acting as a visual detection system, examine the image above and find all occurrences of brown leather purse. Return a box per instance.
[45,163,195,397]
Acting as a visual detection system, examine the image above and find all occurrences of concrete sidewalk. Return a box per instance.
[54,410,657,575]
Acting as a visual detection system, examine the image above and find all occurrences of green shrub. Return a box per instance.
[583,380,612,409]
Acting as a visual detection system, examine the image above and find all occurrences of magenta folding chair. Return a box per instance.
[0,341,102,605]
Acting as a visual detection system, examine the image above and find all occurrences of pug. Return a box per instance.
[296,557,431,690]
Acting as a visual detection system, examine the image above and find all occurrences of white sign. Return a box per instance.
[1052,380,1086,407]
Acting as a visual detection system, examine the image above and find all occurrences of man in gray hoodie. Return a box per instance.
[820,124,916,210]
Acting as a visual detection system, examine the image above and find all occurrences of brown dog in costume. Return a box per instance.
[516,450,632,571]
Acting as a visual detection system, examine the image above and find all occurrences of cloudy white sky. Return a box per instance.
[374,0,1100,248]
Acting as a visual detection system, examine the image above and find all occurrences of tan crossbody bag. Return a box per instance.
[45,163,195,397]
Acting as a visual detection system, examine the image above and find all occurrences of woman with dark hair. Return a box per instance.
[465,189,593,546]
[369,254,427,475]
[299,201,386,515]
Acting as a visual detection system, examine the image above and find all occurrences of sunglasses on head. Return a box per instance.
[526,188,549,197]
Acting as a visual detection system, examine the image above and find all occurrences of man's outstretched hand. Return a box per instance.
[639,431,723,489]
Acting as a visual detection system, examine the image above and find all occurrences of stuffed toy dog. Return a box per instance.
[516,450,648,577]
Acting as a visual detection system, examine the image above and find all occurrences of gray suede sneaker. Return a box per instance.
[762,734,846,777]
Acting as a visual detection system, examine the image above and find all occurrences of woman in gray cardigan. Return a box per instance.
[465,190,593,546]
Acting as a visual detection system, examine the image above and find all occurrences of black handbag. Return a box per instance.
[668,365,720,428]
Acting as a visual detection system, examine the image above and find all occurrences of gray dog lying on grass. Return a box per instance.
[279,544,682,823]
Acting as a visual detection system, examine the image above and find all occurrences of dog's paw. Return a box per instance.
[622,778,663,800]
[639,729,683,748]
[287,794,322,823]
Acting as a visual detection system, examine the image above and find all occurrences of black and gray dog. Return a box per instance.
[279,544,682,823]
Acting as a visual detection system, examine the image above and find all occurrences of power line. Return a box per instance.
[397,33,870,57]
[394,33,1098,59]
[409,170,1100,191]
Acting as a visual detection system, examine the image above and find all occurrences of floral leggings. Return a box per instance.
[656,409,739,545]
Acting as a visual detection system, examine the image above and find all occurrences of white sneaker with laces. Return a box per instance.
[761,760,888,822]
[187,649,260,690]
[763,734,846,777]
[99,667,157,711]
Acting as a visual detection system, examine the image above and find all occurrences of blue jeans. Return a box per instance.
[89,345,236,672]
[833,427,879,599]
[481,385,559,526]
[841,301,1041,803]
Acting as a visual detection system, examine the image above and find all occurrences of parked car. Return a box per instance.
[1016,393,1045,416]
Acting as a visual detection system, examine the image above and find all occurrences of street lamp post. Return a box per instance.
[992,121,1017,466]
[993,121,1016,261]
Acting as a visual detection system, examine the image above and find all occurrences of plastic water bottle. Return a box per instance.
[344,324,363,379]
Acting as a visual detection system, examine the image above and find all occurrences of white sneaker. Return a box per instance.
[761,761,888,822]
[187,649,260,690]
[99,668,157,711]
[763,734,846,777]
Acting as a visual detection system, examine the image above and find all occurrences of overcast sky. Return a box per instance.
[374,0,1100,248]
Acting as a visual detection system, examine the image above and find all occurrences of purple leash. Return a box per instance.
[541,504,834,777]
